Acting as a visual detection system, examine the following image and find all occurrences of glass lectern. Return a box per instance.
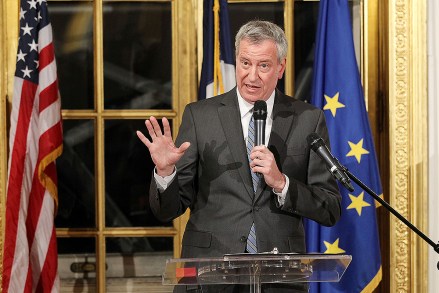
[163,251,351,293]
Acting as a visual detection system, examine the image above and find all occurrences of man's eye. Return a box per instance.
[260,64,270,71]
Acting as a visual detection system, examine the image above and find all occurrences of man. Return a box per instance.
[137,20,341,292]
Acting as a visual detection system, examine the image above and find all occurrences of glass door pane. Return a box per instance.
[51,2,94,109]
[103,2,172,110]
[58,237,97,290]
[56,119,96,228]
[104,119,174,228]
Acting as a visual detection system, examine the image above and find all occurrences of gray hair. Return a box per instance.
[235,20,288,63]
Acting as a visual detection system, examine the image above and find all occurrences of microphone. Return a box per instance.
[253,100,267,146]
[307,133,354,192]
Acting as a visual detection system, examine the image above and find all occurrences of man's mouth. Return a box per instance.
[245,84,261,90]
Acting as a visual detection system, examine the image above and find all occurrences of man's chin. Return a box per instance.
[242,92,265,103]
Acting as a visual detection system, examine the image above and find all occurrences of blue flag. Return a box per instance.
[305,0,382,292]
[199,0,236,100]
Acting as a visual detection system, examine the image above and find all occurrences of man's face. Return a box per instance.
[236,39,286,103]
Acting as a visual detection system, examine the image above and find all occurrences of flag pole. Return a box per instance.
[213,0,220,95]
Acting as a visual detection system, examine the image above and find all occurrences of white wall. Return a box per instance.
[428,0,439,291]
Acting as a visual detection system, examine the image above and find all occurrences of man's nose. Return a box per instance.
[248,66,259,81]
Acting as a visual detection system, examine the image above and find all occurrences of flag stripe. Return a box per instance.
[7,79,24,170]
[39,55,56,86]
[3,79,37,292]
[31,190,56,291]
[26,166,48,249]
[36,226,58,292]
[39,43,54,71]
[38,24,53,54]
[39,100,61,140]
[39,80,59,113]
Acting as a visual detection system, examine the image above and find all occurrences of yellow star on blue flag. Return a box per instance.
[323,92,345,117]
[347,191,371,216]
[346,138,370,163]
[305,0,383,292]
[323,238,346,254]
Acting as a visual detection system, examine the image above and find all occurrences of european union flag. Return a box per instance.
[305,0,382,292]
[199,0,236,100]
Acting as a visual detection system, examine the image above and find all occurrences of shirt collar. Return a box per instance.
[236,88,275,118]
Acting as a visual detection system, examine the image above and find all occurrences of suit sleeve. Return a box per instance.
[149,105,198,222]
[280,110,342,227]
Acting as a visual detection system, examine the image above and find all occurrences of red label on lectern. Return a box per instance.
[176,267,197,278]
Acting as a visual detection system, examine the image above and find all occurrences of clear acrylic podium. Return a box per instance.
[163,250,351,293]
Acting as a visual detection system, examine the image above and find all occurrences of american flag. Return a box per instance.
[2,0,62,292]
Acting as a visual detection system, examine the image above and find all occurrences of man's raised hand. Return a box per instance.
[136,116,190,177]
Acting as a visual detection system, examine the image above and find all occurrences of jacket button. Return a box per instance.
[240,236,247,242]
[254,206,260,211]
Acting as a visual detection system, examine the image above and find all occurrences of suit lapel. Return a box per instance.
[255,90,295,200]
[218,90,255,200]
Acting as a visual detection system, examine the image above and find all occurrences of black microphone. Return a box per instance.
[307,133,354,192]
[253,100,267,147]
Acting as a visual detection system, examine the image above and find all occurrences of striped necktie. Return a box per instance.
[246,114,258,253]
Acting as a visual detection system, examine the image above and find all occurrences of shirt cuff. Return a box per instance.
[153,167,176,192]
[273,175,289,206]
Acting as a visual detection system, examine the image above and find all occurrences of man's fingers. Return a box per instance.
[145,120,157,139]
[250,146,273,161]
[251,165,265,175]
[149,116,163,137]
[250,158,264,169]
[162,117,172,137]
[252,145,267,152]
[136,131,151,147]
[250,151,264,161]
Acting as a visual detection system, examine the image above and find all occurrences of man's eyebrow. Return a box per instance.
[257,59,273,63]
[239,56,272,63]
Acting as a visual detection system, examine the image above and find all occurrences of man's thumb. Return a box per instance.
[179,142,191,153]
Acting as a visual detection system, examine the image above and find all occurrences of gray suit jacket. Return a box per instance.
[150,88,341,258]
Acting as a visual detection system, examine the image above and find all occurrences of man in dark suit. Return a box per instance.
[137,20,341,292]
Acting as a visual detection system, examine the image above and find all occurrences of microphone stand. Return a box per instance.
[341,167,439,270]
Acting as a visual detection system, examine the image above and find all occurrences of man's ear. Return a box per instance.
[277,59,287,79]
